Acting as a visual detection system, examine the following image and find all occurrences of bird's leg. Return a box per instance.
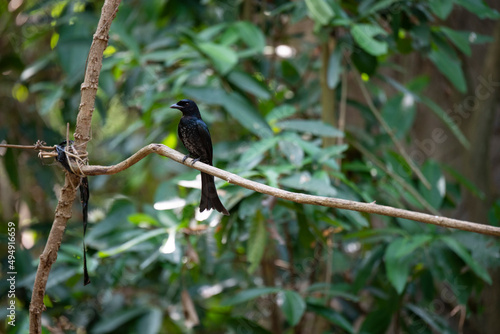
[182,154,200,165]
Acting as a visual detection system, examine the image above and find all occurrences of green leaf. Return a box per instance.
[320,144,349,160]
[238,137,279,169]
[384,236,432,294]
[20,54,53,81]
[4,147,19,190]
[93,308,149,334]
[455,0,500,19]
[198,23,228,41]
[232,21,266,57]
[327,46,342,89]
[351,49,378,75]
[488,200,500,227]
[279,140,304,167]
[197,42,238,75]
[339,210,369,228]
[406,304,444,332]
[238,194,264,220]
[98,228,169,257]
[128,213,159,226]
[137,308,163,334]
[221,287,281,306]
[280,171,337,197]
[352,245,385,292]
[85,199,135,243]
[440,27,471,56]
[385,252,410,294]
[269,2,296,16]
[227,71,270,99]
[442,164,485,199]
[112,17,141,58]
[441,236,492,284]
[43,294,53,308]
[345,228,407,240]
[247,210,268,273]
[157,210,180,227]
[281,60,301,84]
[359,0,399,17]
[307,303,354,333]
[359,303,394,334]
[295,202,316,247]
[280,132,321,157]
[306,283,359,301]
[276,120,343,137]
[182,87,228,105]
[223,92,273,138]
[227,317,273,334]
[419,95,470,148]
[44,267,79,289]
[351,24,388,56]
[469,33,494,44]
[399,235,434,257]
[182,87,272,138]
[429,0,454,19]
[265,105,297,123]
[305,0,335,25]
[279,290,306,326]
[428,48,467,93]
[381,94,416,138]
[418,160,446,209]
[56,23,92,81]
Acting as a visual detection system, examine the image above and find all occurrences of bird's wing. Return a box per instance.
[196,119,213,163]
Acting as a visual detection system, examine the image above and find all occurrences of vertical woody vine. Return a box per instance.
[28,1,122,332]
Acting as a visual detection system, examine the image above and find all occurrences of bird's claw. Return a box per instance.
[182,155,200,165]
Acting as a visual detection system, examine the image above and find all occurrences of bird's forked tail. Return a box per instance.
[200,172,229,216]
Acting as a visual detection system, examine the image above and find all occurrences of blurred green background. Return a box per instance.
[1,0,500,333]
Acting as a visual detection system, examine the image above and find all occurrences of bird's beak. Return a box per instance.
[170,103,182,110]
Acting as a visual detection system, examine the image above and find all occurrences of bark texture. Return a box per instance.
[29,1,121,332]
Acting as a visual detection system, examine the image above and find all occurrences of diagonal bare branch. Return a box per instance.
[353,69,432,190]
[72,143,500,237]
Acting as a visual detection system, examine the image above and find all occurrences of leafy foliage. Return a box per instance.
[0,0,499,333]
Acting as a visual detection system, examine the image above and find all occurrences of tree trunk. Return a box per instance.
[463,19,500,334]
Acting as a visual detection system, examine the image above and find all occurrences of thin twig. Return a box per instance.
[66,123,69,147]
[353,70,432,190]
[335,69,348,185]
[350,140,440,216]
[73,143,500,237]
[337,70,347,147]
[320,39,337,149]
[0,142,60,160]
[0,143,55,150]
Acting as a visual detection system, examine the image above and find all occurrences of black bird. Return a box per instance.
[170,99,230,216]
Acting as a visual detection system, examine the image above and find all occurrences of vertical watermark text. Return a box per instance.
[6,221,16,326]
